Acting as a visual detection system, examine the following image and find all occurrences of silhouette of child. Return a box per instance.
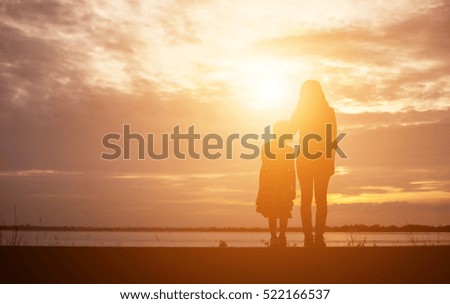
[256,120,296,247]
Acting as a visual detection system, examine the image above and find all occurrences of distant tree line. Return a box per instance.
[0,224,449,232]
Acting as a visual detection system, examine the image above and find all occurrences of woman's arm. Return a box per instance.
[288,101,301,135]
[289,164,296,200]
[330,108,337,161]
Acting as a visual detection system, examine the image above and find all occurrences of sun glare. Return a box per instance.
[245,72,290,110]
[232,61,293,110]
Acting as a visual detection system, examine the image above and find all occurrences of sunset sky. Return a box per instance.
[0,0,449,227]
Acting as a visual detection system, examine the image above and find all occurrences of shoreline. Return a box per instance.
[1,224,450,233]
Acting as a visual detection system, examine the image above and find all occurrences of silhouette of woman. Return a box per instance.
[290,80,337,247]
[256,121,296,247]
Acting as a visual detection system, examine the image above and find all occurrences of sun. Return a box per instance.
[249,74,288,109]
[233,61,293,110]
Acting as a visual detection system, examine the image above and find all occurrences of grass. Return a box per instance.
[345,231,367,247]
[1,212,448,247]
[0,206,26,246]
[218,240,228,248]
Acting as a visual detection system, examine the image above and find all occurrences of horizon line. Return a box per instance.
[1,224,450,233]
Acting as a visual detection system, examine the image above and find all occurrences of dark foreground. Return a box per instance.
[1,246,449,283]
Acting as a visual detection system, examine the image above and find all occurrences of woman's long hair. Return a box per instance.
[298,80,329,113]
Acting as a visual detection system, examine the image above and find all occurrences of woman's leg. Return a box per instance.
[314,175,330,238]
[279,217,288,247]
[299,175,314,240]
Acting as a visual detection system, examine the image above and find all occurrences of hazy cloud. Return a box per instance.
[1,0,449,226]
[255,1,450,110]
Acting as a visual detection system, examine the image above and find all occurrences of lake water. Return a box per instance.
[2,231,450,247]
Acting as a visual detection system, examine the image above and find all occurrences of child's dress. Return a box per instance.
[256,140,296,218]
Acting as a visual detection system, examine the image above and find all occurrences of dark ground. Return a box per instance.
[1,246,449,283]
